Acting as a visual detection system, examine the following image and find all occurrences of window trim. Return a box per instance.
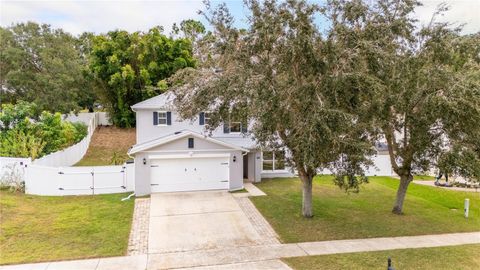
[204,112,211,126]
[262,150,287,172]
[156,111,168,126]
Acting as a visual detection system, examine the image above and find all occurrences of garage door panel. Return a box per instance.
[150,157,229,193]
[151,181,229,193]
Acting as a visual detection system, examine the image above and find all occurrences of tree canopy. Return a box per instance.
[0,22,94,113]
[0,101,87,159]
[89,26,197,127]
[171,0,479,217]
[172,0,374,217]
[327,0,480,214]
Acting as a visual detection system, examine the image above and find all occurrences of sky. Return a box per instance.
[0,0,479,36]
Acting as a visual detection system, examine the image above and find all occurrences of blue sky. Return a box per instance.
[1,0,479,36]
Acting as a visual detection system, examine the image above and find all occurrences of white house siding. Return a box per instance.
[134,153,151,196]
[229,150,244,190]
[365,154,394,176]
[261,171,296,178]
[247,151,262,183]
[135,109,254,145]
[319,154,394,177]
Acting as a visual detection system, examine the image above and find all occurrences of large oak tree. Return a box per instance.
[329,0,480,214]
[172,0,373,217]
[0,22,91,113]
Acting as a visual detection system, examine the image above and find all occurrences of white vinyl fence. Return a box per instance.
[25,163,135,196]
[97,112,111,126]
[32,112,99,167]
[0,157,31,186]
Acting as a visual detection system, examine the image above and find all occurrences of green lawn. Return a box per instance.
[251,176,479,243]
[0,191,134,265]
[284,244,480,270]
[413,174,436,181]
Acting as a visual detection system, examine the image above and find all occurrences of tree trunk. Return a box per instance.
[392,175,411,215]
[300,174,313,218]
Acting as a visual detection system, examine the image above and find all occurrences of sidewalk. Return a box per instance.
[2,232,479,270]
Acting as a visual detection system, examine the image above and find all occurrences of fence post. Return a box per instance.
[91,168,95,195]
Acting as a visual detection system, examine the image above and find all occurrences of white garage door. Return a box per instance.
[150,157,230,193]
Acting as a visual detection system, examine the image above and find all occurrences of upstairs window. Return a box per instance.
[223,117,247,134]
[262,150,286,171]
[157,111,168,125]
[204,112,211,126]
[229,121,242,133]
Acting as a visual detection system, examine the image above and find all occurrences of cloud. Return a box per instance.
[0,0,205,35]
[415,0,480,34]
[0,0,478,36]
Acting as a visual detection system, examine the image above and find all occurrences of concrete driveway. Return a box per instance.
[148,190,267,254]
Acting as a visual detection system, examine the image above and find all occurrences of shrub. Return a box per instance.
[0,128,46,159]
[0,102,88,159]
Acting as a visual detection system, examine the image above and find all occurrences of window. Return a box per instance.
[262,150,286,171]
[188,138,194,148]
[204,112,211,126]
[229,121,242,133]
[157,111,167,125]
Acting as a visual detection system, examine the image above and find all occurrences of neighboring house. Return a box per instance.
[128,92,294,195]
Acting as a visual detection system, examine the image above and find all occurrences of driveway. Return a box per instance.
[148,190,269,254]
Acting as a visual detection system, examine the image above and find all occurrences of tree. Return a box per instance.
[75,32,99,112]
[329,0,480,214]
[0,102,87,159]
[172,19,206,44]
[0,22,87,113]
[171,0,373,217]
[90,27,196,127]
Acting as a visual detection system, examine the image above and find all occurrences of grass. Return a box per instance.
[413,174,436,181]
[283,244,480,270]
[75,126,136,166]
[251,176,480,243]
[0,191,134,265]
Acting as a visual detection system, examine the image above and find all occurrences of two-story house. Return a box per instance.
[128,92,294,195]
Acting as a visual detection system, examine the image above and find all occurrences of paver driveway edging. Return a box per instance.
[127,197,150,255]
[235,197,280,245]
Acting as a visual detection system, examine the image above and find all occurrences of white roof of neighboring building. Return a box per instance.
[128,130,249,155]
[131,92,175,110]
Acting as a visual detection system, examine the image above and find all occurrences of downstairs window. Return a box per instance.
[262,150,286,171]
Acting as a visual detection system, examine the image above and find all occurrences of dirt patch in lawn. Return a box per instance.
[75,126,136,166]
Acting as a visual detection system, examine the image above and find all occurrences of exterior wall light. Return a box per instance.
[143,158,147,165]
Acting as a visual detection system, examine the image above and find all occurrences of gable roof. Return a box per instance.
[128,130,249,155]
[131,92,175,110]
